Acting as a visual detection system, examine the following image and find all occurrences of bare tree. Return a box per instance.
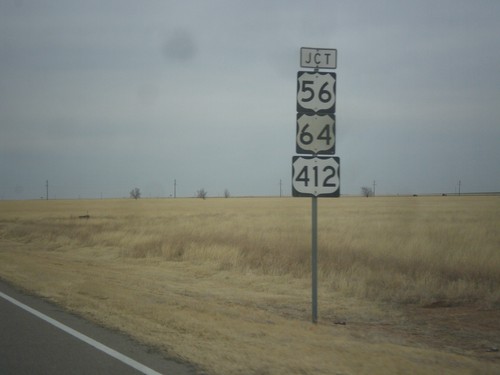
[361,186,373,197]
[224,188,230,198]
[196,188,207,199]
[130,187,141,199]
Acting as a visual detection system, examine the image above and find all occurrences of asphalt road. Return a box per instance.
[0,280,200,375]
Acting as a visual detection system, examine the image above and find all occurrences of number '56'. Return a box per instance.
[300,80,332,103]
[297,72,336,114]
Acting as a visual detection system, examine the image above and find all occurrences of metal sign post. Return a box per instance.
[311,196,318,323]
[293,47,340,324]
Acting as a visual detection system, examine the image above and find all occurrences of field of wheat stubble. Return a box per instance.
[0,196,499,374]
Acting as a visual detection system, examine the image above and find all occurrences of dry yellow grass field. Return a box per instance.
[0,196,499,374]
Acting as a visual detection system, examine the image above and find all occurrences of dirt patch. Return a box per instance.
[403,305,500,361]
[319,303,500,363]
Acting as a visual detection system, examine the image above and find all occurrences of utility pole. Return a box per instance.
[458,180,461,196]
[46,180,49,200]
[373,180,376,197]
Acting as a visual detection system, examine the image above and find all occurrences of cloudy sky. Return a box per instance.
[1,0,499,199]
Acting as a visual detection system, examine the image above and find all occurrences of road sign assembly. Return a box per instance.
[292,47,341,324]
[293,57,339,197]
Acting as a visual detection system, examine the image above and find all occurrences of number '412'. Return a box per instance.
[295,165,337,187]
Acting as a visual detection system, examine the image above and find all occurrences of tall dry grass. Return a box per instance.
[1,196,499,307]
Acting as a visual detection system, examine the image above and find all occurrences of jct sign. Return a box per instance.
[300,47,337,69]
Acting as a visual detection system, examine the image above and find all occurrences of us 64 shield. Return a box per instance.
[296,113,335,155]
[292,156,340,197]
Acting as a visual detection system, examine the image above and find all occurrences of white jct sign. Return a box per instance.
[296,113,335,155]
[292,156,340,197]
[297,71,336,114]
[300,47,337,69]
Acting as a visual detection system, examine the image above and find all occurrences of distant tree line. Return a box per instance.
[129,186,232,199]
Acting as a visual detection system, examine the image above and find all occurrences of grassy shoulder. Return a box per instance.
[0,197,499,374]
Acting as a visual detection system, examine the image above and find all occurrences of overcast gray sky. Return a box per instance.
[1,0,499,199]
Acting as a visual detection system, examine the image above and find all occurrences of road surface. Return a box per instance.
[0,279,200,374]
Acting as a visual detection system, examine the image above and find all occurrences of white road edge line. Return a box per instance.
[0,291,163,375]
